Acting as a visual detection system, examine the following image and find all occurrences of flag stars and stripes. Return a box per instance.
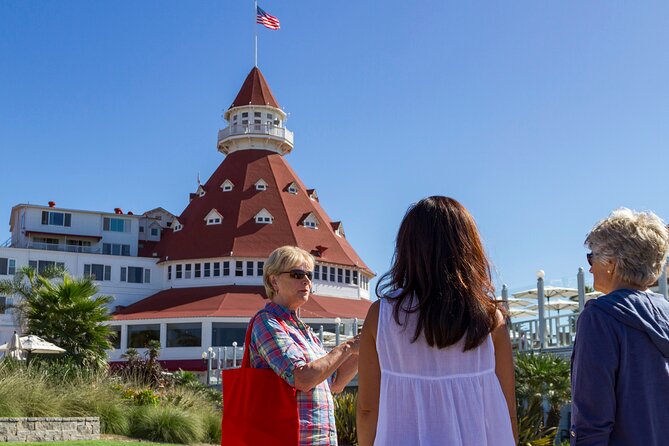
[257,6,280,30]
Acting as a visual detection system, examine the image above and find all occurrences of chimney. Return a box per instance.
[114,208,123,215]
[48,201,56,208]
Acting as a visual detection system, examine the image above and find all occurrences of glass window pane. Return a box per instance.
[212,323,249,346]
[167,323,202,347]
[109,325,121,349]
[128,324,160,348]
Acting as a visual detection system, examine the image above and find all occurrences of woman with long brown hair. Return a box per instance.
[356,196,517,446]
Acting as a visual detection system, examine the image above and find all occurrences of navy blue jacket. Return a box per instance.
[570,289,669,445]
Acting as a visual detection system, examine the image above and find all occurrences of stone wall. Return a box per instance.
[0,417,100,442]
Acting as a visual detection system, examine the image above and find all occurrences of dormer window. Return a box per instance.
[255,209,273,224]
[196,185,206,197]
[286,182,299,195]
[255,179,268,191]
[302,212,319,229]
[204,209,223,225]
[331,221,345,237]
[221,179,234,192]
[173,219,183,232]
[307,189,319,202]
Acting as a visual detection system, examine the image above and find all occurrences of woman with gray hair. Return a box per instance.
[570,208,669,446]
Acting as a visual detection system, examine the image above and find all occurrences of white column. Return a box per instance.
[202,321,213,348]
[120,324,128,351]
[159,323,167,348]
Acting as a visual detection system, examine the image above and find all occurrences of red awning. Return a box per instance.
[112,285,372,321]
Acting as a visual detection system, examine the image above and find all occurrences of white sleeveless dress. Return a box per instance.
[374,297,515,446]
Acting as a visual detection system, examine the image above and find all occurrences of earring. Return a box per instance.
[607,270,611,274]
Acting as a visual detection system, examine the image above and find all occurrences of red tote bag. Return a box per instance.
[221,315,299,446]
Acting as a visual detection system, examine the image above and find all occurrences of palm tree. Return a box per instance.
[0,265,65,332]
[26,273,113,369]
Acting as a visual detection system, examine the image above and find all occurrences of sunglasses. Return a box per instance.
[281,269,313,281]
[586,253,594,266]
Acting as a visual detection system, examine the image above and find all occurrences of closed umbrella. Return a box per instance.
[7,332,23,360]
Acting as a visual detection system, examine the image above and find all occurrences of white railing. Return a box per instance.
[218,124,294,145]
[26,242,99,254]
[510,313,577,352]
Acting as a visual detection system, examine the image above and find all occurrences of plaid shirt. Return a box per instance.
[249,301,337,446]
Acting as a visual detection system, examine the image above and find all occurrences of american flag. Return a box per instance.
[257,6,280,30]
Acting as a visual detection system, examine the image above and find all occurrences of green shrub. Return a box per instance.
[130,405,206,444]
[202,408,222,444]
[515,352,571,425]
[334,391,357,446]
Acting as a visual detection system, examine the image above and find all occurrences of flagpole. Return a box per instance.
[254,0,258,67]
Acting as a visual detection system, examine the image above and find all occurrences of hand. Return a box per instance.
[346,334,361,355]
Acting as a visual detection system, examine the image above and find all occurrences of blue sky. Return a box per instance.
[1,1,668,293]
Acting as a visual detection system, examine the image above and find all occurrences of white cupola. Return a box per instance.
[217,67,293,156]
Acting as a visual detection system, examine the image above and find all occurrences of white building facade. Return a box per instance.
[0,67,374,372]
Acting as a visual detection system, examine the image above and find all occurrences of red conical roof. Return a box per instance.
[154,150,372,274]
[228,67,280,110]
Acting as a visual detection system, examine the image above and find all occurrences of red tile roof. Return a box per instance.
[137,241,159,258]
[228,67,280,110]
[154,149,372,274]
[112,285,372,320]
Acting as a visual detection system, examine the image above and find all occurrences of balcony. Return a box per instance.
[217,124,294,147]
[26,242,100,254]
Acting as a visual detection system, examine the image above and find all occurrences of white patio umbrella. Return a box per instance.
[508,308,538,319]
[513,286,579,318]
[19,335,66,354]
[495,296,534,308]
[529,298,579,315]
[0,335,65,355]
[585,291,604,302]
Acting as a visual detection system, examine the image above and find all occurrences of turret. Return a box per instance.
[217,67,294,155]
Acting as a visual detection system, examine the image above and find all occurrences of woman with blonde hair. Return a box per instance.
[248,245,359,445]
[571,208,669,445]
[356,196,517,446]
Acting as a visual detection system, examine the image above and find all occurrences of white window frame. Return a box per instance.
[204,209,223,226]
[255,179,268,191]
[221,180,234,192]
[255,209,273,224]
[303,213,319,229]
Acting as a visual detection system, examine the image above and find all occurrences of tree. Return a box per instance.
[26,273,113,369]
[0,265,65,331]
